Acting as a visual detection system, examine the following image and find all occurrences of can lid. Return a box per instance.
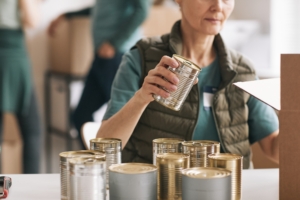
[195,140,220,146]
[90,138,122,144]
[153,138,184,144]
[208,153,243,161]
[109,163,157,174]
[156,153,189,160]
[173,54,201,71]
[182,167,231,179]
[59,150,105,162]
[69,157,106,166]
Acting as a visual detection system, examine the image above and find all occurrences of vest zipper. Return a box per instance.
[190,84,200,140]
[211,91,227,153]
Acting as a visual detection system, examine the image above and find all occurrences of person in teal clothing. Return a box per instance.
[49,0,152,148]
[0,0,42,173]
[97,0,279,168]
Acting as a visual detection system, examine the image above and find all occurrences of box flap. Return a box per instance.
[233,78,280,111]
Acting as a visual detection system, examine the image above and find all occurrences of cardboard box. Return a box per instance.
[141,4,181,37]
[233,54,300,199]
[49,16,93,76]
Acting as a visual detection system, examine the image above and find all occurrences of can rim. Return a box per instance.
[69,157,106,166]
[90,138,122,144]
[153,138,184,144]
[173,54,201,71]
[59,150,105,161]
[156,153,190,160]
[109,163,157,174]
[182,167,231,179]
[208,153,243,160]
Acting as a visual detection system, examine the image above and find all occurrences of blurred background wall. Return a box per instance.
[5,0,300,173]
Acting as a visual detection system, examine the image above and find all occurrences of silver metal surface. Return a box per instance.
[69,157,106,200]
[153,54,201,111]
[59,150,105,200]
[182,167,231,200]
[90,138,122,189]
[109,163,157,200]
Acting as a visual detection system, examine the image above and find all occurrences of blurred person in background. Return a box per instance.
[48,0,155,149]
[0,0,42,173]
[97,0,279,168]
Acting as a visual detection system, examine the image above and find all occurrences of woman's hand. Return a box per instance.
[135,56,180,105]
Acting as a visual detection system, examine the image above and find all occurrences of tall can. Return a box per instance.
[182,167,232,200]
[153,54,201,111]
[90,138,122,189]
[59,150,106,200]
[208,153,243,200]
[156,153,190,200]
[69,157,106,200]
[182,141,207,167]
[109,163,157,200]
[153,138,184,165]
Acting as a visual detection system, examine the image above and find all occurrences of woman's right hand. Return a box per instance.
[135,56,180,105]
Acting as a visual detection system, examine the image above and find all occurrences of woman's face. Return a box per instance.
[177,0,235,35]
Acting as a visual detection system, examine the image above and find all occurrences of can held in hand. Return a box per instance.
[90,138,122,189]
[153,54,201,111]
[69,157,106,200]
[109,163,157,200]
[208,153,243,200]
[156,153,190,200]
[182,167,232,200]
[153,138,184,165]
[59,150,106,200]
[182,141,207,167]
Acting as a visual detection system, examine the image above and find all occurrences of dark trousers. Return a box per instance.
[0,91,41,174]
[72,53,123,148]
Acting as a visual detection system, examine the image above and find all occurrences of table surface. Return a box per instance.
[4,168,279,200]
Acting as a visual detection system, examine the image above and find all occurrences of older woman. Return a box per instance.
[0,0,42,173]
[97,0,279,169]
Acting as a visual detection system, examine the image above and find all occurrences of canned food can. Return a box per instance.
[59,150,106,200]
[69,157,106,200]
[196,140,221,154]
[182,167,232,200]
[182,141,207,167]
[208,153,243,200]
[109,163,157,200]
[156,153,190,200]
[153,138,184,165]
[90,138,122,189]
[153,54,201,111]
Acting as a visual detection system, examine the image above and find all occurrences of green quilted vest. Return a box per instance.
[122,21,256,169]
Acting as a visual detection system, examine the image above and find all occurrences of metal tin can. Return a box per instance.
[182,167,232,200]
[59,150,106,200]
[182,141,207,167]
[153,54,201,111]
[153,138,184,165]
[109,163,157,200]
[90,138,122,189]
[156,153,190,200]
[69,157,106,200]
[196,140,221,154]
[208,153,243,200]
